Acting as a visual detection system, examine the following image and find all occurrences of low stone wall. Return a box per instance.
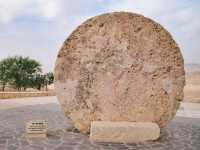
[0,91,56,99]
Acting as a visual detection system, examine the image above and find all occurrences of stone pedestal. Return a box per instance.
[90,121,160,143]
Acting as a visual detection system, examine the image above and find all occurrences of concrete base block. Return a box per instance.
[90,121,160,143]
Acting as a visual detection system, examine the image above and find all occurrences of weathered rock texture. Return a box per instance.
[54,12,185,133]
[90,121,160,143]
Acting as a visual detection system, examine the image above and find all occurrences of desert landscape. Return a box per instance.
[184,64,200,103]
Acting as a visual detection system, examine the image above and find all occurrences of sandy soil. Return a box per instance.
[184,72,200,103]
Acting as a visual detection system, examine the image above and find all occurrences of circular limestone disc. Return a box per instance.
[54,12,185,134]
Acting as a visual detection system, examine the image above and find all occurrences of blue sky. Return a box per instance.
[0,0,199,72]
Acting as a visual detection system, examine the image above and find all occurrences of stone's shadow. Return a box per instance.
[0,104,200,150]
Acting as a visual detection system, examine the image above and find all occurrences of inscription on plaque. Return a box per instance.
[26,120,48,138]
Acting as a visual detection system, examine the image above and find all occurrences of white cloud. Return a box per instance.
[0,0,29,23]
[105,0,164,18]
[0,0,62,24]
[36,0,61,19]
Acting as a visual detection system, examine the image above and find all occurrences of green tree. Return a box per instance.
[0,57,17,91]
[30,72,54,91]
[44,72,54,91]
[32,74,45,91]
[11,56,42,91]
[0,56,41,91]
[0,56,54,91]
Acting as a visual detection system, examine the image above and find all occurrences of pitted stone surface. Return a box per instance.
[54,12,185,133]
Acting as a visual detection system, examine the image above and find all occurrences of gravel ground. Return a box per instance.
[0,97,200,150]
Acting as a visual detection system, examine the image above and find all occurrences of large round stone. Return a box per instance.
[54,12,185,133]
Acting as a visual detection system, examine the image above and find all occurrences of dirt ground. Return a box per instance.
[184,72,200,103]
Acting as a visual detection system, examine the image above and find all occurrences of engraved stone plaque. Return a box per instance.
[26,120,48,138]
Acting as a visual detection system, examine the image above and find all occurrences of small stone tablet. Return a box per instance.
[26,120,48,138]
[54,12,185,133]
